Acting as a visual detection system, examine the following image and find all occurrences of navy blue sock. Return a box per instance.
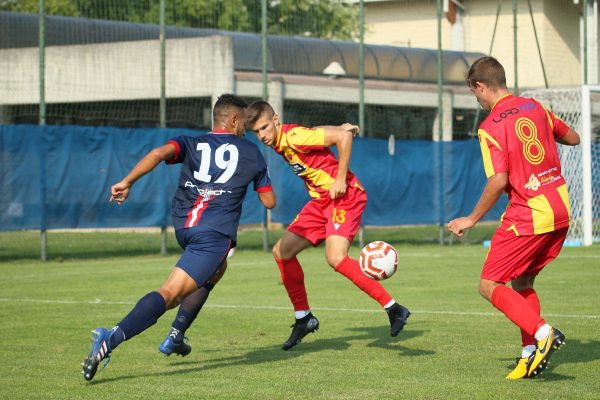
[112,291,166,347]
[169,285,213,342]
[108,326,126,350]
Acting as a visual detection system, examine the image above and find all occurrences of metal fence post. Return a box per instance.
[39,0,48,261]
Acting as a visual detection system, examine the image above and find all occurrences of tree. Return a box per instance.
[0,0,358,41]
[0,0,79,15]
[267,0,359,40]
[142,0,252,32]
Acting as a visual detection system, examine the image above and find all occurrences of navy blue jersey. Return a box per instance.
[166,131,271,240]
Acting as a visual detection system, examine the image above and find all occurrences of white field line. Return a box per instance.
[557,254,600,258]
[0,255,455,280]
[0,297,598,320]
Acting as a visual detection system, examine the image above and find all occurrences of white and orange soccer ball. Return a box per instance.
[359,241,398,280]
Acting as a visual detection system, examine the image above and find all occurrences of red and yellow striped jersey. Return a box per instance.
[478,94,571,235]
[275,124,362,199]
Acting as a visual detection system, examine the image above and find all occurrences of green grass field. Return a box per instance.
[1,230,599,399]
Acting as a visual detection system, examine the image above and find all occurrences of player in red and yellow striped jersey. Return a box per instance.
[247,101,410,351]
[448,57,580,380]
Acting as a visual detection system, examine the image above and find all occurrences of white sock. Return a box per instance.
[522,345,536,358]
[295,310,310,319]
[534,324,552,341]
[384,299,396,309]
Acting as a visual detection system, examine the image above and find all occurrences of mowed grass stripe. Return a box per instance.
[2,297,599,320]
[1,235,599,400]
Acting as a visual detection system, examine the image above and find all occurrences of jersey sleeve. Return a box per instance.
[165,136,186,164]
[286,126,326,153]
[478,128,507,178]
[538,102,570,138]
[548,110,570,138]
[253,150,272,192]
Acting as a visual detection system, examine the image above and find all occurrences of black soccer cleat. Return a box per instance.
[386,303,411,337]
[282,314,319,351]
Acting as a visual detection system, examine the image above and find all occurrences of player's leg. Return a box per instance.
[521,228,568,377]
[158,228,233,356]
[325,188,410,336]
[273,230,318,350]
[487,276,565,379]
[273,230,313,313]
[326,235,410,336]
[481,227,567,379]
[82,266,197,381]
[159,262,228,356]
[503,274,540,379]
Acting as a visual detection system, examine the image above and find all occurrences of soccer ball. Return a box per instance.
[359,241,398,280]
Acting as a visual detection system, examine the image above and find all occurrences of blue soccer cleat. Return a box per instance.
[159,335,192,357]
[81,328,112,381]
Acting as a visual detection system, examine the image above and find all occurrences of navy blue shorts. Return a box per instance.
[175,227,233,287]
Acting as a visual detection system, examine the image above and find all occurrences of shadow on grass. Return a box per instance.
[499,338,600,381]
[88,326,432,385]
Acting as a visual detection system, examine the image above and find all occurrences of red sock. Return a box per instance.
[517,288,541,346]
[275,257,309,311]
[335,256,393,307]
[491,285,544,337]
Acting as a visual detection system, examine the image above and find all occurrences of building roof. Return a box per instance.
[1,11,484,85]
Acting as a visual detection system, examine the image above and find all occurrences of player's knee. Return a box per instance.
[325,251,345,268]
[511,275,535,291]
[158,286,181,310]
[478,280,496,301]
[272,241,282,260]
[478,284,487,299]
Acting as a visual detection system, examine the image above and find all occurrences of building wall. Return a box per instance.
[543,0,584,85]
[0,36,234,105]
[365,0,453,48]
[364,0,583,88]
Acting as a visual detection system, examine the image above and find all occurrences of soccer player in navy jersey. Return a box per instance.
[81,94,276,381]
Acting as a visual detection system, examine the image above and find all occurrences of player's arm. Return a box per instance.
[110,143,176,204]
[258,190,277,209]
[320,124,359,199]
[447,172,508,237]
[555,128,580,146]
[316,123,360,137]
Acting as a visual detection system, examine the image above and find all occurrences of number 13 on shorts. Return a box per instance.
[332,208,346,224]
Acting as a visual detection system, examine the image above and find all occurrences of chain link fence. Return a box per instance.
[1,1,490,259]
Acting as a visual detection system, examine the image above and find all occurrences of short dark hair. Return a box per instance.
[213,94,248,122]
[246,100,275,125]
[466,56,507,89]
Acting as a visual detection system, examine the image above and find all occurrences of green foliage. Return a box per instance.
[0,0,79,15]
[268,0,359,40]
[138,0,251,31]
[0,0,358,40]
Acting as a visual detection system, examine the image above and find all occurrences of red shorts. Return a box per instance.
[288,187,367,246]
[481,227,568,283]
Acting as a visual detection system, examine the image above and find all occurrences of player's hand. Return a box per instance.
[341,123,360,137]
[447,217,475,237]
[110,180,132,204]
[329,178,347,200]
